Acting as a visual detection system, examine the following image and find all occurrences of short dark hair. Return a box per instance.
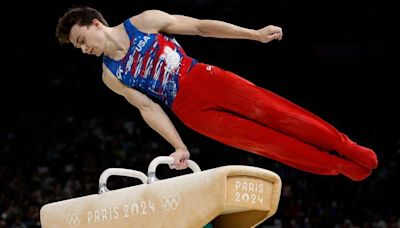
[55,6,109,44]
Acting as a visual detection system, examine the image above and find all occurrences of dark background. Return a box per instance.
[1,0,399,227]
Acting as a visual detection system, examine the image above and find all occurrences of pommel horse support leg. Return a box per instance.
[40,157,282,228]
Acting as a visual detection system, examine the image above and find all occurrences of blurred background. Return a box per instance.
[1,0,399,227]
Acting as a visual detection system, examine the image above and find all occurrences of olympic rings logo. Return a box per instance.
[161,193,181,211]
[66,212,82,228]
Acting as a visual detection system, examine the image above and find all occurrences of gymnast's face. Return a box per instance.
[69,19,106,57]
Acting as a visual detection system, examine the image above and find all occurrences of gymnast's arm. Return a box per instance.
[102,66,189,164]
[130,9,283,43]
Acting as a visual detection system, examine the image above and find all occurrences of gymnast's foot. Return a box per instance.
[339,143,378,170]
[337,134,378,170]
[336,158,372,181]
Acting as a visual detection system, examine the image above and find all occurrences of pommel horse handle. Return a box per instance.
[98,168,148,193]
[147,156,201,184]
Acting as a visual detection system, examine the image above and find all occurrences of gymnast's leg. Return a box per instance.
[176,63,377,170]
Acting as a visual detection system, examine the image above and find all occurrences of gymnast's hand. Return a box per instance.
[169,148,190,170]
[257,25,283,43]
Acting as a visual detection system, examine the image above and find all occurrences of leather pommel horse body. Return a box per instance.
[40,157,282,228]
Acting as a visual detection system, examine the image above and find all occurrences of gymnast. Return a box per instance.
[55,6,378,181]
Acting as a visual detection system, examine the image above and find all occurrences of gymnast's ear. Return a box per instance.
[92,19,102,27]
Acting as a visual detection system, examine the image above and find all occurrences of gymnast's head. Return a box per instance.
[56,6,109,56]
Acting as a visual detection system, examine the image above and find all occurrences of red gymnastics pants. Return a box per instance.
[171,63,378,181]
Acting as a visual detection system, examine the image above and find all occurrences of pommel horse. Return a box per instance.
[40,156,282,228]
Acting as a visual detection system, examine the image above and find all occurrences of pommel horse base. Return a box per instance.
[40,156,282,228]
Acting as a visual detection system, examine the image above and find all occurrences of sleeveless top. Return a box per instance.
[103,19,197,107]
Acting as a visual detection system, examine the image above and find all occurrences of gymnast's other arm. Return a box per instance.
[102,66,190,170]
[131,9,283,42]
